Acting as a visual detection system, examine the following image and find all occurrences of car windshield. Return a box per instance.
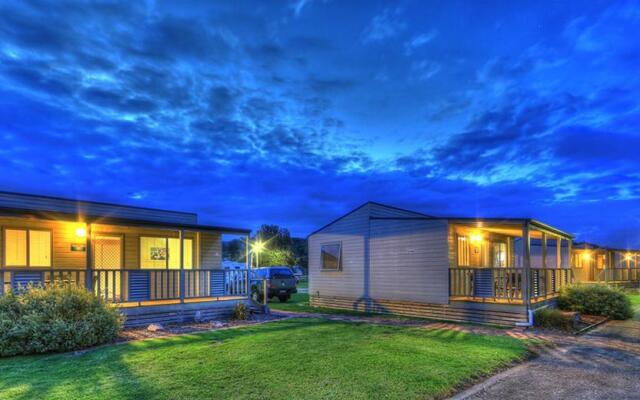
[270,268,293,278]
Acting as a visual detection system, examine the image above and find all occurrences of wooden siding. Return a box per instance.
[309,204,370,298]
[369,218,449,304]
[0,217,222,270]
[200,232,222,268]
[309,203,449,303]
[0,217,85,269]
[0,192,197,224]
[310,295,528,326]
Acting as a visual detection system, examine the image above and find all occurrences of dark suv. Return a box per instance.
[251,267,297,302]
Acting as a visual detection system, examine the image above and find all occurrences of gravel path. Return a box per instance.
[452,313,640,400]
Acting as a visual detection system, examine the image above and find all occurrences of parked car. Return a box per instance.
[250,267,297,302]
[291,266,305,283]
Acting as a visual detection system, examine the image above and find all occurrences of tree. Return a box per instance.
[252,224,304,268]
[222,239,244,261]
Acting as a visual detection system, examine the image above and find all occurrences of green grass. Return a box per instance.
[628,293,640,307]
[268,293,400,317]
[297,276,308,289]
[0,318,529,400]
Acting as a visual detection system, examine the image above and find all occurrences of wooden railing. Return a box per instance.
[529,268,572,300]
[1,268,248,304]
[588,268,640,283]
[450,267,573,302]
[450,268,523,301]
[1,269,86,295]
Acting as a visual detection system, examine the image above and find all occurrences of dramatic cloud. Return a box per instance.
[0,0,639,247]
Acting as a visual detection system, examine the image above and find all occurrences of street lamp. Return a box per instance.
[252,240,265,268]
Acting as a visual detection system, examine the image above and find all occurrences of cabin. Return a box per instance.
[572,242,640,286]
[308,202,574,326]
[0,191,251,327]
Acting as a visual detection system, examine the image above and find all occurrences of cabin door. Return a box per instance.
[93,235,123,301]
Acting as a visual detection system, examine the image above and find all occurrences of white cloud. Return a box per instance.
[291,0,312,17]
[362,8,406,43]
[411,60,441,80]
[404,30,437,55]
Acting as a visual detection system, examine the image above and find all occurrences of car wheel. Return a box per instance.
[278,294,289,303]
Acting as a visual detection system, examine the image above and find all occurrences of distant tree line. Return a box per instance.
[222,224,308,270]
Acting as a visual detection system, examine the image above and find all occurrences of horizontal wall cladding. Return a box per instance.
[0,192,197,224]
[309,203,449,303]
[370,218,449,304]
[310,295,528,326]
[309,204,371,298]
[0,217,221,269]
[0,217,85,269]
[121,299,248,327]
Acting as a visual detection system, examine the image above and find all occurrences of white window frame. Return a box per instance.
[2,228,52,268]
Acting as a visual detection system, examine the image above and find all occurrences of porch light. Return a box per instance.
[75,227,87,238]
[625,253,633,261]
[581,252,591,261]
[470,233,483,243]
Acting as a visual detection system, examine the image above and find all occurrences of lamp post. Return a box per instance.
[252,240,265,268]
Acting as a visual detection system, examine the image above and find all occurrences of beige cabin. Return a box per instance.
[308,202,574,326]
[0,191,251,326]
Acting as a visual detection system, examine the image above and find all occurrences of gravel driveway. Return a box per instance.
[452,314,640,400]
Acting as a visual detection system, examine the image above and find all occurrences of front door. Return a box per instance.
[93,235,123,301]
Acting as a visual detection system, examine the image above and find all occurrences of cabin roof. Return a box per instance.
[310,201,573,238]
[0,190,197,217]
[0,204,250,235]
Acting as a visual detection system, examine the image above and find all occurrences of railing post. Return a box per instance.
[179,230,185,303]
[85,223,93,291]
[245,234,250,297]
[522,222,531,306]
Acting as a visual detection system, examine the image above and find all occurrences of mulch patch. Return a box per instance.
[117,313,286,342]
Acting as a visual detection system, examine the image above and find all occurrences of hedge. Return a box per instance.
[0,285,124,357]
[557,284,633,320]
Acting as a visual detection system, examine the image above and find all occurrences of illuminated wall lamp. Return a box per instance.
[75,227,87,238]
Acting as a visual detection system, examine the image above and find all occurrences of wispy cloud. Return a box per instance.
[411,60,441,80]
[404,30,437,55]
[362,8,406,43]
[291,0,312,17]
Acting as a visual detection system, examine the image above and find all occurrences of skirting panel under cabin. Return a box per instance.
[120,299,250,328]
[310,295,529,326]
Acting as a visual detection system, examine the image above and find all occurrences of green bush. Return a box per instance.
[232,302,249,320]
[557,284,633,320]
[534,308,574,331]
[0,285,124,357]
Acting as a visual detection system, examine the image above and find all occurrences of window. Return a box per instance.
[140,236,193,269]
[321,243,341,270]
[457,236,470,266]
[168,238,193,269]
[492,242,507,268]
[4,229,51,267]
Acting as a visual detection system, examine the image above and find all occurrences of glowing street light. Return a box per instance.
[252,240,265,268]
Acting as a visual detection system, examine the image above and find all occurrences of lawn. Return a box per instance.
[268,292,399,317]
[0,318,529,400]
[628,292,640,307]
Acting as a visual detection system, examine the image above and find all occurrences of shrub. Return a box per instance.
[534,308,574,331]
[557,284,633,320]
[0,285,124,357]
[231,302,249,320]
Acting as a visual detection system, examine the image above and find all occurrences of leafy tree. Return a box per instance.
[222,238,245,261]
[252,225,306,268]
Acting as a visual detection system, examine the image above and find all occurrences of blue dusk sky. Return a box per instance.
[1,1,639,246]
